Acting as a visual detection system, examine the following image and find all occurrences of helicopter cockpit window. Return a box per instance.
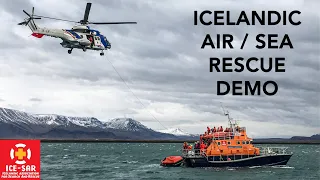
[73,29,90,33]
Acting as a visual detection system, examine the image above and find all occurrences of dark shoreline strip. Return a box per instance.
[1,138,319,144]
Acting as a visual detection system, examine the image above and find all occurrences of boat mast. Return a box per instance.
[220,103,237,133]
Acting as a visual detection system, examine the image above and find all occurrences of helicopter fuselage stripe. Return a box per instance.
[63,30,76,39]
[66,30,81,39]
[63,30,73,38]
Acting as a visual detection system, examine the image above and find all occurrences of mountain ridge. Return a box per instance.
[0,107,194,140]
[0,107,318,141]
[157,128,197,137]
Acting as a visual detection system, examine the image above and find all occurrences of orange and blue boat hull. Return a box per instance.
[183,154,293,167]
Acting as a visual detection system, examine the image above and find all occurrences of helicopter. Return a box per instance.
[18,2,137,56]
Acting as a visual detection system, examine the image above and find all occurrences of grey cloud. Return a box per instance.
[0,0,33,19]
[29,98,42,102]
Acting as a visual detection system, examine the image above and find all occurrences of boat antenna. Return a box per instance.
[220,102,231,125]
[220,102,236,132]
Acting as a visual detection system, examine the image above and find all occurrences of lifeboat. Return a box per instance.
[160,109,293,168]
[160,156,183,167]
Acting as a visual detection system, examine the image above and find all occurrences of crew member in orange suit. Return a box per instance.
[200,142,207,155]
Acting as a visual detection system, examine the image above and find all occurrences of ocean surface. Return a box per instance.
[41,143,320,180]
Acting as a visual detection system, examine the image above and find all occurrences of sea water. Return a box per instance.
[41,143,320,180]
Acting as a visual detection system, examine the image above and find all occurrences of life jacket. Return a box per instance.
[183,143,188,149]
[200,143,205,149]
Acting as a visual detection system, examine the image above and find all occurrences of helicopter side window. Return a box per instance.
[73,29,89,33]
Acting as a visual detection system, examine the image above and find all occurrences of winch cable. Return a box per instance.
[106,57,220,134]
[106,58,168,130]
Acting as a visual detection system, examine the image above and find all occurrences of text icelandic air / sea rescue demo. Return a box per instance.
[193,10,301,96]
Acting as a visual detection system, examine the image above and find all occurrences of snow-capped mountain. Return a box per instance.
[158,128,192,136]
[0,107,177,139]
[34,114,104,127]
[104,118,151,132]
[0,108,104,128]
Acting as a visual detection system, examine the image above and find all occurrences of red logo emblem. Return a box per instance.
[221,140,227,146]
[0,140,40,179]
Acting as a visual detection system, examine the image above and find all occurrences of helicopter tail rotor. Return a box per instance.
[18,7,41,26]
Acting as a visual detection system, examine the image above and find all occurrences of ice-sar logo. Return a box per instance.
[10,143,31,165]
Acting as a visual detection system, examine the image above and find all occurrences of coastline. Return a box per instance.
[1,138,319,144]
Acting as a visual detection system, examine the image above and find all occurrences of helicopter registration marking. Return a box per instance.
[40,29,50,33]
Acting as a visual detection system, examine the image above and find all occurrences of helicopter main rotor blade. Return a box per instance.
[18,21,27,25]
[89,22,137,24]
[82,2,92,24]
[23,10,31,17]
[33,15,78,23]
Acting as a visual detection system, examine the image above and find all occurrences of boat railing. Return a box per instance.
[182,148,260,161]
[258,146,290,155]
[181,149,205,158]
[211,132,241,140]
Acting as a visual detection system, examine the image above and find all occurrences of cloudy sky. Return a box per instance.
[0,0,319,138]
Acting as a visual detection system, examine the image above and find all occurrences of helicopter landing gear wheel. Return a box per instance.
[68,49,73,54]
[82,48,86,52]
[100,51,104,56]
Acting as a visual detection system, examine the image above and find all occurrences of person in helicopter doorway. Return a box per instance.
[87,31,95,48]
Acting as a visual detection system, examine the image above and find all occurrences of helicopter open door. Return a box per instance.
[86,35,94,47]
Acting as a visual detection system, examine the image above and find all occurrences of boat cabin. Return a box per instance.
[199,125,260,157]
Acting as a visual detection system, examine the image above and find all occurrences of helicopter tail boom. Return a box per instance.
[22,17,44,38]
[24,18,39,32]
